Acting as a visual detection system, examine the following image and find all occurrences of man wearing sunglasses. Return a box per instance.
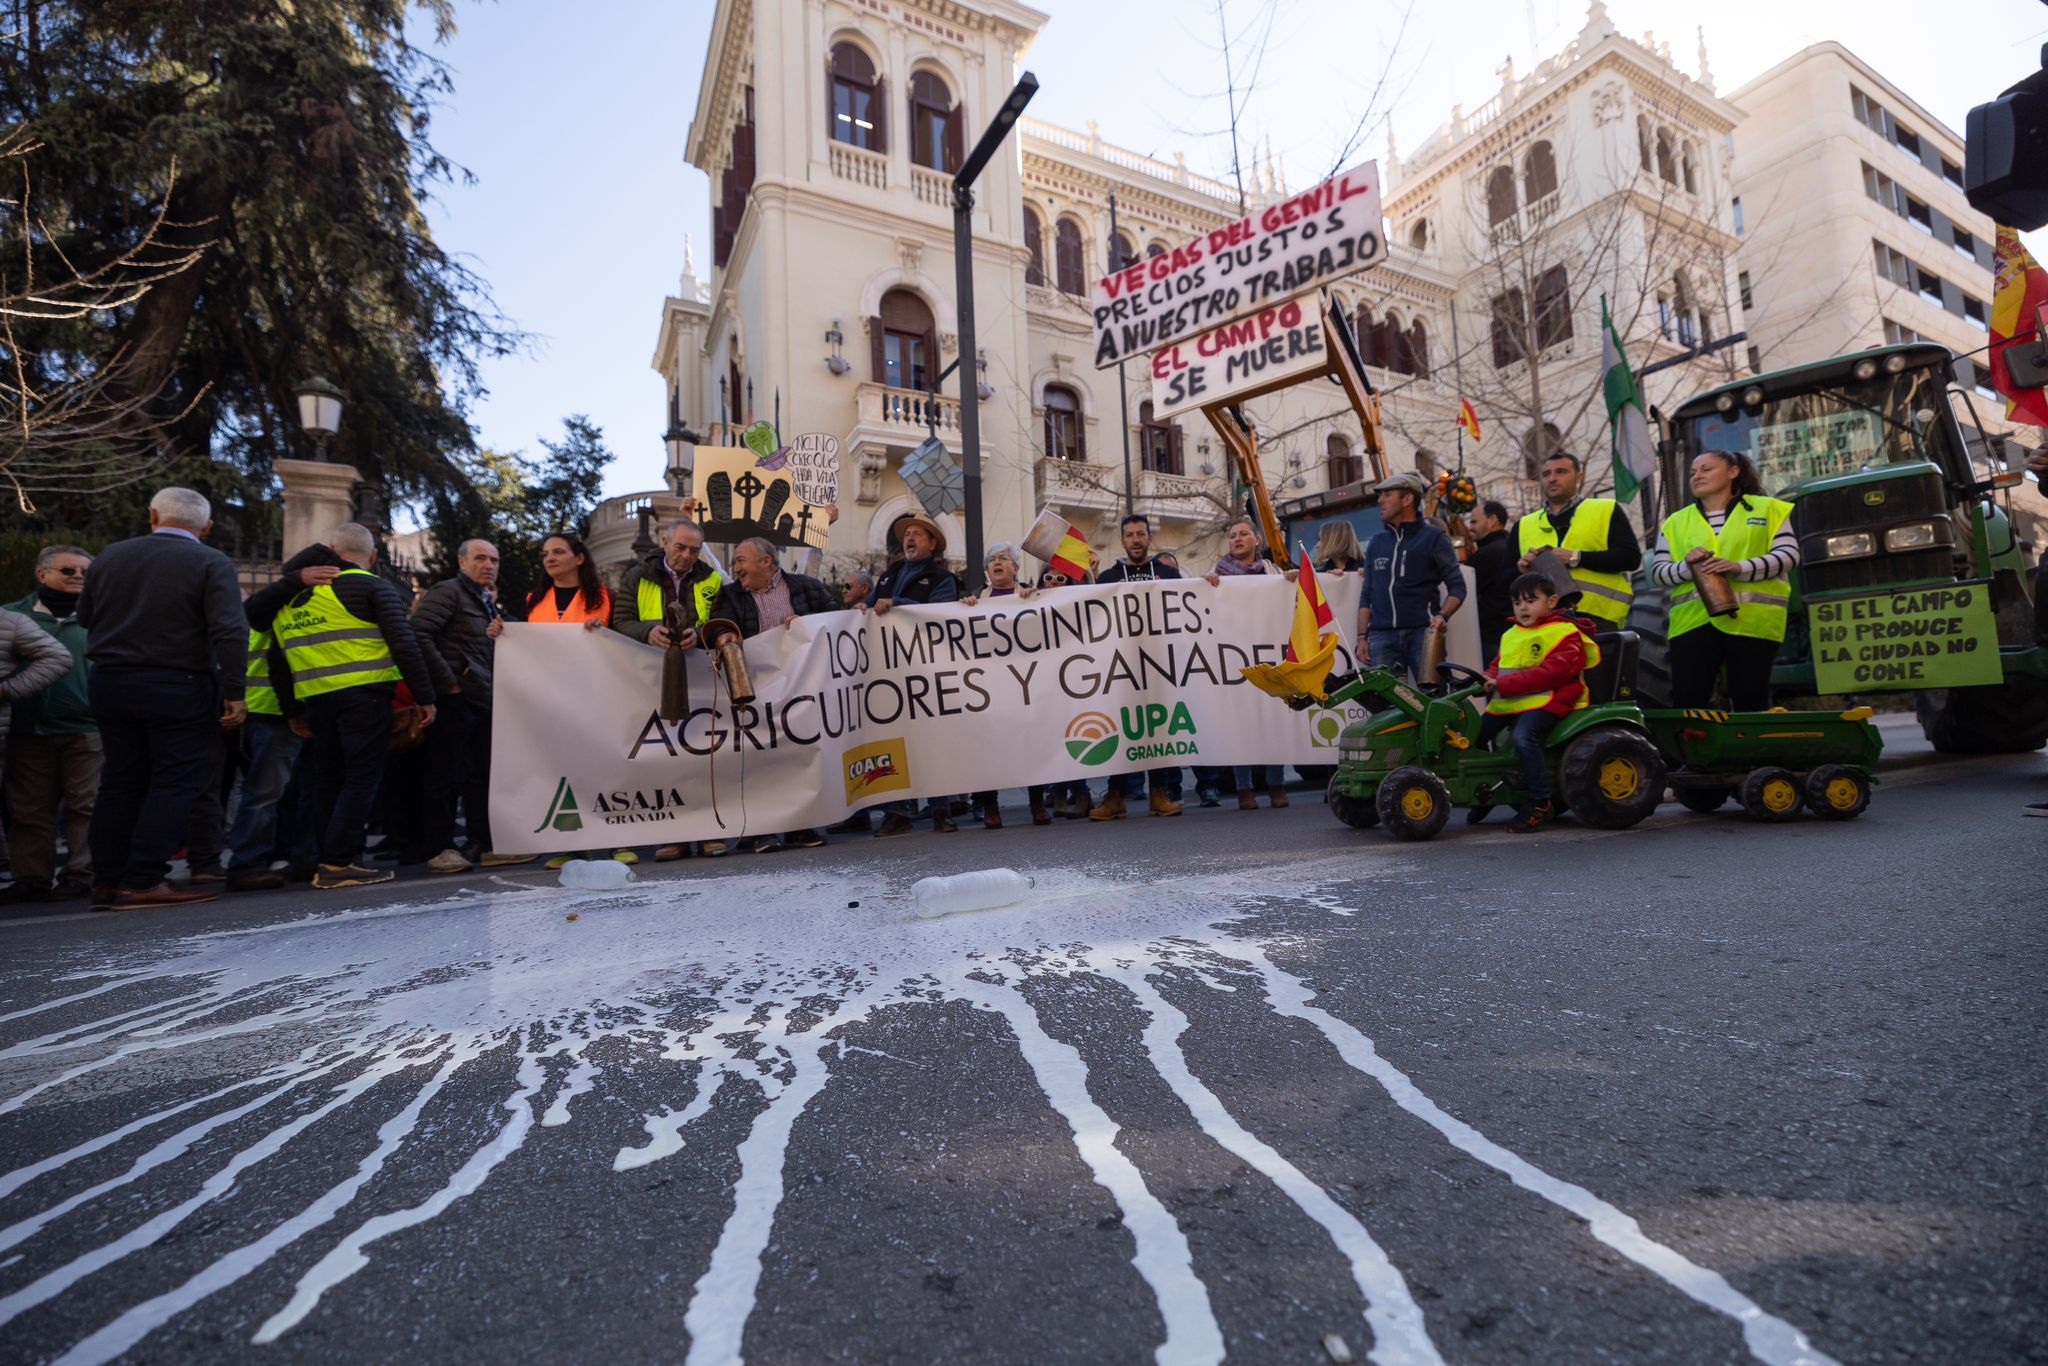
[2,546,97,904]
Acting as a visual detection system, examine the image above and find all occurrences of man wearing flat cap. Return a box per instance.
[1360,469,1464,682]
[864,514,961,837]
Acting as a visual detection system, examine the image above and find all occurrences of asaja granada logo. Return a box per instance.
[1064,712,1120,767]
[843,738,912,803]
[1067,704,1200,766]
[532,776,687,832]
[534,777,583,834]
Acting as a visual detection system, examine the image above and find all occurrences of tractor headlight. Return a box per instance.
[1822,531,1876,560]
[1852,358,1878,381]
[1884,353,1908,373]
[1714,392,1735,412]
[1883,521,1941,552]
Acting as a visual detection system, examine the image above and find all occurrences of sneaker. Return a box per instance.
[427,848,474,875]
[186,865,228,884]
[612,850,640,865]
[478,851,536,867]
[545,854,573,871]
[228,870,287,892]
[785,829,827,849]
[1508,802,1556,834]
[1197,788,1221,807]
[654,844,687,861]
[312,863,395,889]
[698,840,729,857]
[101,881,219,909]
[2026,801,2048,818]
[749,835,786,853]
[873,813,915,839]
[826,812,872,835]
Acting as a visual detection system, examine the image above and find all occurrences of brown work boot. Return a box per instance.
[99,881,219,911]
[981,801,1004,830]
[1088,791,1128,821]
[1237,790,1259,811]
[1268,785,1290,809]
[1148,789,1182,817]
[1030,803,1051,826]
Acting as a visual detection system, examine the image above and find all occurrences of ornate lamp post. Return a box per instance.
[293,376,345,462]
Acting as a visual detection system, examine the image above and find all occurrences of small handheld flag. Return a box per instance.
[1021,509,1093,581]
[1242,547,1340,702]
[1457,398,1483,445]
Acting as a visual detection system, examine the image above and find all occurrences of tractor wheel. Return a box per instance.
[1804,764,1871,820]
[1624,577,1672,709]
[1738,766,1803,822]
[1559,727,1667,830]
[1327,772,1380,829]
[1675,785,1732,814]
[1915,682,2048,755]
[1375,766,1452,841]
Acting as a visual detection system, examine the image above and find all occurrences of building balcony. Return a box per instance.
[853,381,961,441]
[1036,456,1227,524]
[911,165,951,208]
[829,141,887,190]
[1036,456,1124,516]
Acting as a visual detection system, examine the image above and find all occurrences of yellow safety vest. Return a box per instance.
[275,569,403,700]
[1487,620,1602,715]
[246,629,282,716]
[636,568,723,631]
[1517,499,1635,626]
[1661,497,1795,642]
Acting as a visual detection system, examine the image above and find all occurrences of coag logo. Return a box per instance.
[1064,712,1120,767]
[533,776,584,834]
[843,738,912,803]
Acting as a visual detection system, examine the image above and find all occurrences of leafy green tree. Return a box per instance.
[425,415,614,611]
[1,0,518,536]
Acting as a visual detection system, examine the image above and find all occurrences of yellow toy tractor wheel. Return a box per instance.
[1375,766,1451,841]
[1803,764,1871,820]
[1738,766,1803,822]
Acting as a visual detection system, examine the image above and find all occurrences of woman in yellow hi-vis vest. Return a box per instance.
[1651,450,1799,710]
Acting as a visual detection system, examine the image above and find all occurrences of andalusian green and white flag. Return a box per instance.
[1601,296,1652,503]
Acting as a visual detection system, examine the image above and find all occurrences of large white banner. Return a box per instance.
[491,577,1364,852]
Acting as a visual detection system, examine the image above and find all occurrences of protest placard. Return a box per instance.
[1090,160,1384,368]
[1809,581,2004,692]
[1149,296,1328,419]
[694,446,832,549]
[784,433,841,508]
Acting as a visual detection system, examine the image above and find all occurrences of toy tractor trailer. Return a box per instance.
[1633,342,2047,753]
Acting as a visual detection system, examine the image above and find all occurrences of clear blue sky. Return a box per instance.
[411,0,2048,508]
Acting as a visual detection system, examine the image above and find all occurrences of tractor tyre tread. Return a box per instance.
[1327,772,1380,829]
[1375,766,1452,841]
[1559,727,1668,830]
[1738,766,1804,821]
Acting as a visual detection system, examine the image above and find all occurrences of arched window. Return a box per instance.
[1147,240,1169,258]
[1487,165,1518,226]
[1408,219,1431,251]
[1055,218,1086,296]
[1414,448,1439,480]
[1680,139,1698,195]
[1491,289,1527,369]
[1354,304,1379,368]
[1384,308,1412,376]
[1326,433,1362,487]
[1637,116,1652,173]
[1407,318,1430,378]
[1524,140,1558,202]
[1109,230,1137,274]
[1138,400,1183,474]
[909,70,959,173]
[1521,422,1562,480]
[828,43,882,152]
[1044,385,1084,461]
[1655,127,1677,184]
[1022,205,1046,287]
[872,288,936,391]
[1534,266,1573,349]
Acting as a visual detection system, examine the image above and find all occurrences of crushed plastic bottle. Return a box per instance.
[558,858,635,890]
[911,868,1035,919]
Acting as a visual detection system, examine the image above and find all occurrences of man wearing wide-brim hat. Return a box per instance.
[1361,468,1465,683]
[862,514,962,837]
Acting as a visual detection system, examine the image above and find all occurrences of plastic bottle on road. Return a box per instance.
[912,868,1035,919]
[559,858,635,890]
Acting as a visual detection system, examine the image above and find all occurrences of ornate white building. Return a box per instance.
[614,0,1749,577]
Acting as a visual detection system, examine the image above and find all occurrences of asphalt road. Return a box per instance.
[0,715,2041,1365]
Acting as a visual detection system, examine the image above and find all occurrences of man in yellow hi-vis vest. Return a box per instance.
[268,523,438,891]
[610,518,723,649]
[1515,450,1643,628]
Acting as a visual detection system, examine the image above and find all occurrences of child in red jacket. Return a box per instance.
[1479,573,1597,832]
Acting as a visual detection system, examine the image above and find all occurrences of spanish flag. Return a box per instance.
[1243,548,1340,703]
[1457,397,1483,444]
[1991,226,2048,426]
[1021,508,1093,580]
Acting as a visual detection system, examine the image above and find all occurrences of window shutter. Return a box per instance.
[872,76,887,152]
[945,102,964,175]
[869,316,886,384]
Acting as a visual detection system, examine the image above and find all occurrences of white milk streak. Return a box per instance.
[1102,961,1443,1366]
[0,1046,432,1325]
[543,1050,601,1127]
[0,972,153,1025]
[0,989,219,1056]
[971,975,1225,1366]
[616,1065,727,1172]
[57,1044,472,1366]
[253,1047,549,1343]
[1215,940,1840,1366]
[682,1003,873,1366]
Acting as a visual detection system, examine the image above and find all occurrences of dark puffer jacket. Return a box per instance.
[411,574,497,706]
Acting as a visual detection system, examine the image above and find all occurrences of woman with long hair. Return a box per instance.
[1650,449,1798,709]
[525,533,612,627]
[1313,520,1364,573]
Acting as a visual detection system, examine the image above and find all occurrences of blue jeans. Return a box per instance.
[1479,709,1561,804]
[227,716,303,872]
[1109,768,1178,799]
[1367,627,1429,682]
[1233,764,1272,792]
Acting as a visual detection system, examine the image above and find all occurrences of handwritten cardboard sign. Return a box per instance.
[1091,160,1384,368]
[692,446,832,549]
[1810,580,2003,692]
[785,433,841,508]
[1149,297,1328,419]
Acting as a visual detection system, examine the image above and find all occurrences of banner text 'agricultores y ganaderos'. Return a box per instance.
[1090,160,1383,368]
[491,577,1363,852]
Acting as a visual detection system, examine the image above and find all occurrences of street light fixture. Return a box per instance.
[825,320,851,376]
[951,70,1039,594]
[294,375,345,462]
[664,401,700,499]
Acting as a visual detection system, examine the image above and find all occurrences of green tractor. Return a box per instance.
[1635,342,2046,753]
[1317,633,1885,839]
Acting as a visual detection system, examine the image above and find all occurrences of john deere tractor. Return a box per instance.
[1633,342,2046,753]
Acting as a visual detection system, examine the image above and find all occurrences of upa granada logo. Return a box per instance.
[533,777,584,834]
[1064,712,1120,767]
[843,738,912,803]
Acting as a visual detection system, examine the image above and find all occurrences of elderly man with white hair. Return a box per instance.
[75,487,250,910]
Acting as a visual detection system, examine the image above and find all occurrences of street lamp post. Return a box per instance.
[951,71,1038,595]
[663,398,700,499]
[1108,191,1134,514]
[294,375,345,462]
